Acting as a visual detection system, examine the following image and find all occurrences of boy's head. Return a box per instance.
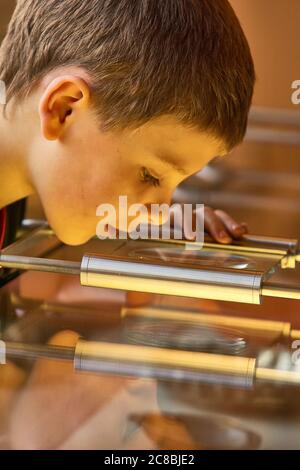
[0,0,255,245]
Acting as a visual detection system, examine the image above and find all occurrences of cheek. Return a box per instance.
[80,161,124,210]
[81,158,139,207]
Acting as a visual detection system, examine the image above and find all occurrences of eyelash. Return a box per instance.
[140,167,160,187]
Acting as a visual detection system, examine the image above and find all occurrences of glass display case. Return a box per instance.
[1,222,300,450]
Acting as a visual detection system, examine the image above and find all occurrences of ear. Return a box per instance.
[39,75,91,141]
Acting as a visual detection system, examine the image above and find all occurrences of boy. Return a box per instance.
[0,0,254,449]
[0,0,253,248]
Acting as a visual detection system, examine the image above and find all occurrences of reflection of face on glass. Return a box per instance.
[130,248,250,270]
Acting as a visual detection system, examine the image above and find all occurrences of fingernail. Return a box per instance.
[233,224,246,236]
[185,234,196,241]
[218,231,232,243]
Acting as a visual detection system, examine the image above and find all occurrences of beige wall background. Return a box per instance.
[230,0,300,109]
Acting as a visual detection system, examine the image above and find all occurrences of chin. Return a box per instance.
[55,228,93,247]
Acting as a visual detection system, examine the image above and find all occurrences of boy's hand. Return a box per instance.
[111,205,248,245]
[203,206,248,244]
[170,205,248,244]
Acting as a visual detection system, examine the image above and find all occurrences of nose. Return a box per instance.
[144,188,175,226]
[142,204,168,226]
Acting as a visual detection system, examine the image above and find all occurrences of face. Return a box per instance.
[27,73,225,245]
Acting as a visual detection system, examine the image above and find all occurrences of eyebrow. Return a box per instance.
[157,153,188,176]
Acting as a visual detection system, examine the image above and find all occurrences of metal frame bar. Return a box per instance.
[1,224,300,304]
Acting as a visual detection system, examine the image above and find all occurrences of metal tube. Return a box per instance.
[241,234,298,254]
[80,254,262,304]
[1,231,300,303]
[5,342,75,361]
[0,255,81,276]
[74,340,256,388]
[262,284,300,301]
[204,233,298,255]
[255,368,300,386]
[4,340,300,388]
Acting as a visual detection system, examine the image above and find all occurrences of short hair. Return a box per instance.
[0,0,255,150]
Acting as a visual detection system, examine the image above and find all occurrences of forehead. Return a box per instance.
[130,116,226,174]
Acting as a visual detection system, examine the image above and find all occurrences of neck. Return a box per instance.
[0,103,34,209]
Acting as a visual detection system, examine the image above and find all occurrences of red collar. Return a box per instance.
[0,208,7,249]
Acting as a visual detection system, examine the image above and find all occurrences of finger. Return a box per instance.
[170,204,193,240]
[204,207,232,244]
[240,222,249,233]
[214,210,248,239]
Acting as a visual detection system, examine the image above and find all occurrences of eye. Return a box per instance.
[140,167,160,187]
